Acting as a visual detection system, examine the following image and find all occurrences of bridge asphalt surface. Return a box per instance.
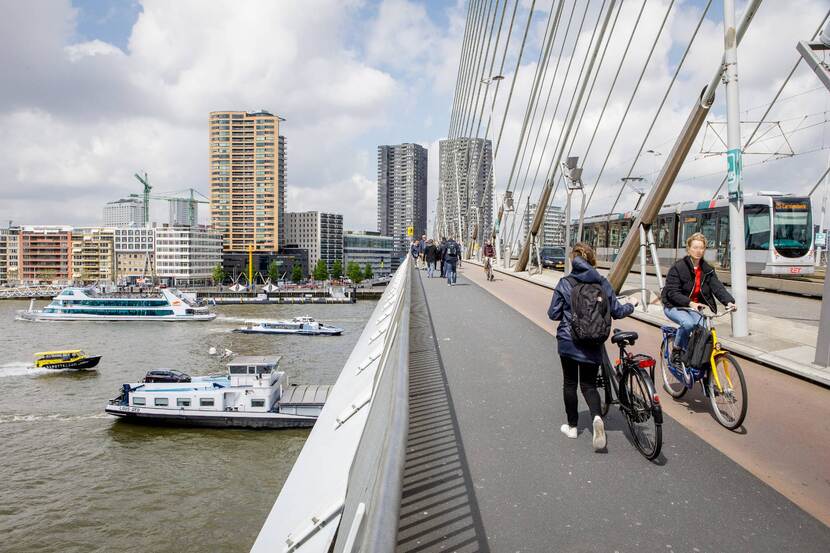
[398,269,830,553]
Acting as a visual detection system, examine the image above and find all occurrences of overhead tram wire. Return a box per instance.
[580,0,676,219]
[503,0,578,249]
[711,7,830,198]
[606,0,713,216]
[506,0,604,251]
[515,0,620,249]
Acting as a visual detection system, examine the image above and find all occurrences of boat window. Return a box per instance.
[177,398,191,407]
[248,366,257,374]
[133,397,146,406]
[200,398,215,407]
[251,399,265,408]
[259,366,272,374]
[229,365,247,374]
[154,398,169,407]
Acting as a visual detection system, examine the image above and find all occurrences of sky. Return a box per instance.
[1,0,828,234]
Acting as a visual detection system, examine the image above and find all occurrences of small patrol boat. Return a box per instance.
[233,316,343,336]
[105,356,331,429]
[33,350,102,370]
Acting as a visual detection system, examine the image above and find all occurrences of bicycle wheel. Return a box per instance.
[707,353,748,430]
[660,336,687,399]
[596,368,612,417]
[624,368,662,460]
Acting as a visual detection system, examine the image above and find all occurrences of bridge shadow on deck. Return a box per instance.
[396,271,489,553]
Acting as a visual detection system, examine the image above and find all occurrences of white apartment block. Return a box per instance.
[285,212,343,271]
[154,226,223,286]
[523,202,566,249]
[103,198,145,227]
[114,227,155,283]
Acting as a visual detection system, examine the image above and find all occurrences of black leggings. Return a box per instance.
[560,355,602,427]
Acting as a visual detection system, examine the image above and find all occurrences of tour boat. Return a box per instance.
[18,287,216,322]
[105,356,331,429]
[33,350,101,370]
[233,316,343,336]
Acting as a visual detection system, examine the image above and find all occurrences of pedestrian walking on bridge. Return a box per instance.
[425,239,438,278]
[443,237,461,286]
[548,243,637,451]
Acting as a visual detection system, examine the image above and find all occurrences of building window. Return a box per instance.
[154,397,169,407]
[200,398,215,407]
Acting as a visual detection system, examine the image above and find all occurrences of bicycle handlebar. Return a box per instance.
[676,305,736,318]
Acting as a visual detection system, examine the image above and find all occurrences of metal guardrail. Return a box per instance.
[0,285,63,299]
[250,257,412,553]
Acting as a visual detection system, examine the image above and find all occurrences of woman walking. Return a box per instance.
[548,243,637,450]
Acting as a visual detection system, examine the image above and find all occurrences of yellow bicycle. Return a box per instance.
[659,307,748,430]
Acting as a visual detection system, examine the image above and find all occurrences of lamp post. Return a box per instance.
[621,177,647,210]
[562,156,585,273]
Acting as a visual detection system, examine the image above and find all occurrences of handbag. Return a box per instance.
[682,325,713,370]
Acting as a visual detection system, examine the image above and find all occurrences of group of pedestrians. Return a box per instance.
[409,234,462,285]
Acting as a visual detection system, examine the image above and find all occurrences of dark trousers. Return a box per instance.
[560,355,602,427]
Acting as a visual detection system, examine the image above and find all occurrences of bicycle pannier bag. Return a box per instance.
[566,276,611,345]
[683,325,712,370]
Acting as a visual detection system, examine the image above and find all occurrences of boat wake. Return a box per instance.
[0,413,110,424]
[0,362,77,378]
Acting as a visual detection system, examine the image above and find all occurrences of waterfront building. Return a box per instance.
[103,197,145,227]
[522,202,565,248]
[222,248,308,283]
[16,226,73,284]
[114,226,155,284]
[285,212,343,272]
[0,227,12,284]
[3,227,20,284]
[343,230,393,277]
[169,198,197,226]
[438,137,493,247]
[377,143,428,268]
[154,225,223,287]
[209,110,287,253]
[71,227,115,284]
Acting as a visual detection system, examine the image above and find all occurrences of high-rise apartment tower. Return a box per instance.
[377,143,428,267]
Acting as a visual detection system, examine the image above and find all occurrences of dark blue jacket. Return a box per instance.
[547,256,634,364]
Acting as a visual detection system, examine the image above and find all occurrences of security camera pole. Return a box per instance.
[723,0,749,337]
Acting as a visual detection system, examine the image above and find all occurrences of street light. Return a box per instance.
[561,156,585,273]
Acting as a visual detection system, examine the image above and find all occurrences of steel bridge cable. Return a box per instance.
[453,0,500,242]
[542,0,647,222]
[447,0,479,139]
[606,0,712,216]
[503,0,577,247]
[711,7,830,198]
[451,0,488,139]
[506,0,600,249]
[580,0,675,219]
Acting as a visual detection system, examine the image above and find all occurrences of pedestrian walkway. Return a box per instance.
[480,260,830,386]
[401,268,830,552]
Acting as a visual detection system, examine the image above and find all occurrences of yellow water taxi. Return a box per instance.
[33,350,102,370]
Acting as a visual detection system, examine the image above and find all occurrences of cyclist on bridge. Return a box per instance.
[482,240,495,281]
[548,243,637,451]
[662,232,736,366]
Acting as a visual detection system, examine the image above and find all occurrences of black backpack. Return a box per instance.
[566,276,612,345]
[446,242,460,258]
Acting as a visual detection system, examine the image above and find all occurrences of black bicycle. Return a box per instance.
[596,328,663,460]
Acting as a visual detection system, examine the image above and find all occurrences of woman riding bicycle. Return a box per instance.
[548,242,637,450]
[662,232,736,366]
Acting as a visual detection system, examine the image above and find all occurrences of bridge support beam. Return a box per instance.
[607,0,763,292]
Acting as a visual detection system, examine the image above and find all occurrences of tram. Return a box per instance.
[578,193,814,276]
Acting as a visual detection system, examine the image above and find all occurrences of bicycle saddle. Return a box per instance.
[611,329,638,346]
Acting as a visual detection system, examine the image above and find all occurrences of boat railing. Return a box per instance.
[250,256,412,553]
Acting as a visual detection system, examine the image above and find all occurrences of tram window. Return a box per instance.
[583,226,596,247]
[700,212,717,245]
[744,205,770,250]
[596,225,607,248]
[682,215,699,244]
[620,222,631,244]
[773,198,811,257]
[656,215,674,248]
[609,225,620,248]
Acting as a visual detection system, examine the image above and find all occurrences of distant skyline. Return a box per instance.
[1,1,828,232]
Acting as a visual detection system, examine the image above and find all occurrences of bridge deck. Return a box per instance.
[398,269,829,552]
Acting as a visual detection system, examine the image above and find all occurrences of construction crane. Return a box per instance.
[131,170,209,226]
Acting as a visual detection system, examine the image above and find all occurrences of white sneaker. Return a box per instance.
[560,424,577,439]
[592,416,606,451]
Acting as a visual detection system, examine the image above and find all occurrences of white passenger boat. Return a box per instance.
[105,356,331,429]
[17,287,216,322]
[233,316,343,335]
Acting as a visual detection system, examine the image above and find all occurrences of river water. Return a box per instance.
[0,298,377,553]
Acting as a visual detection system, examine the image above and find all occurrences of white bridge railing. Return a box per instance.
[250,256,412,553]
[0,285,63,299]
